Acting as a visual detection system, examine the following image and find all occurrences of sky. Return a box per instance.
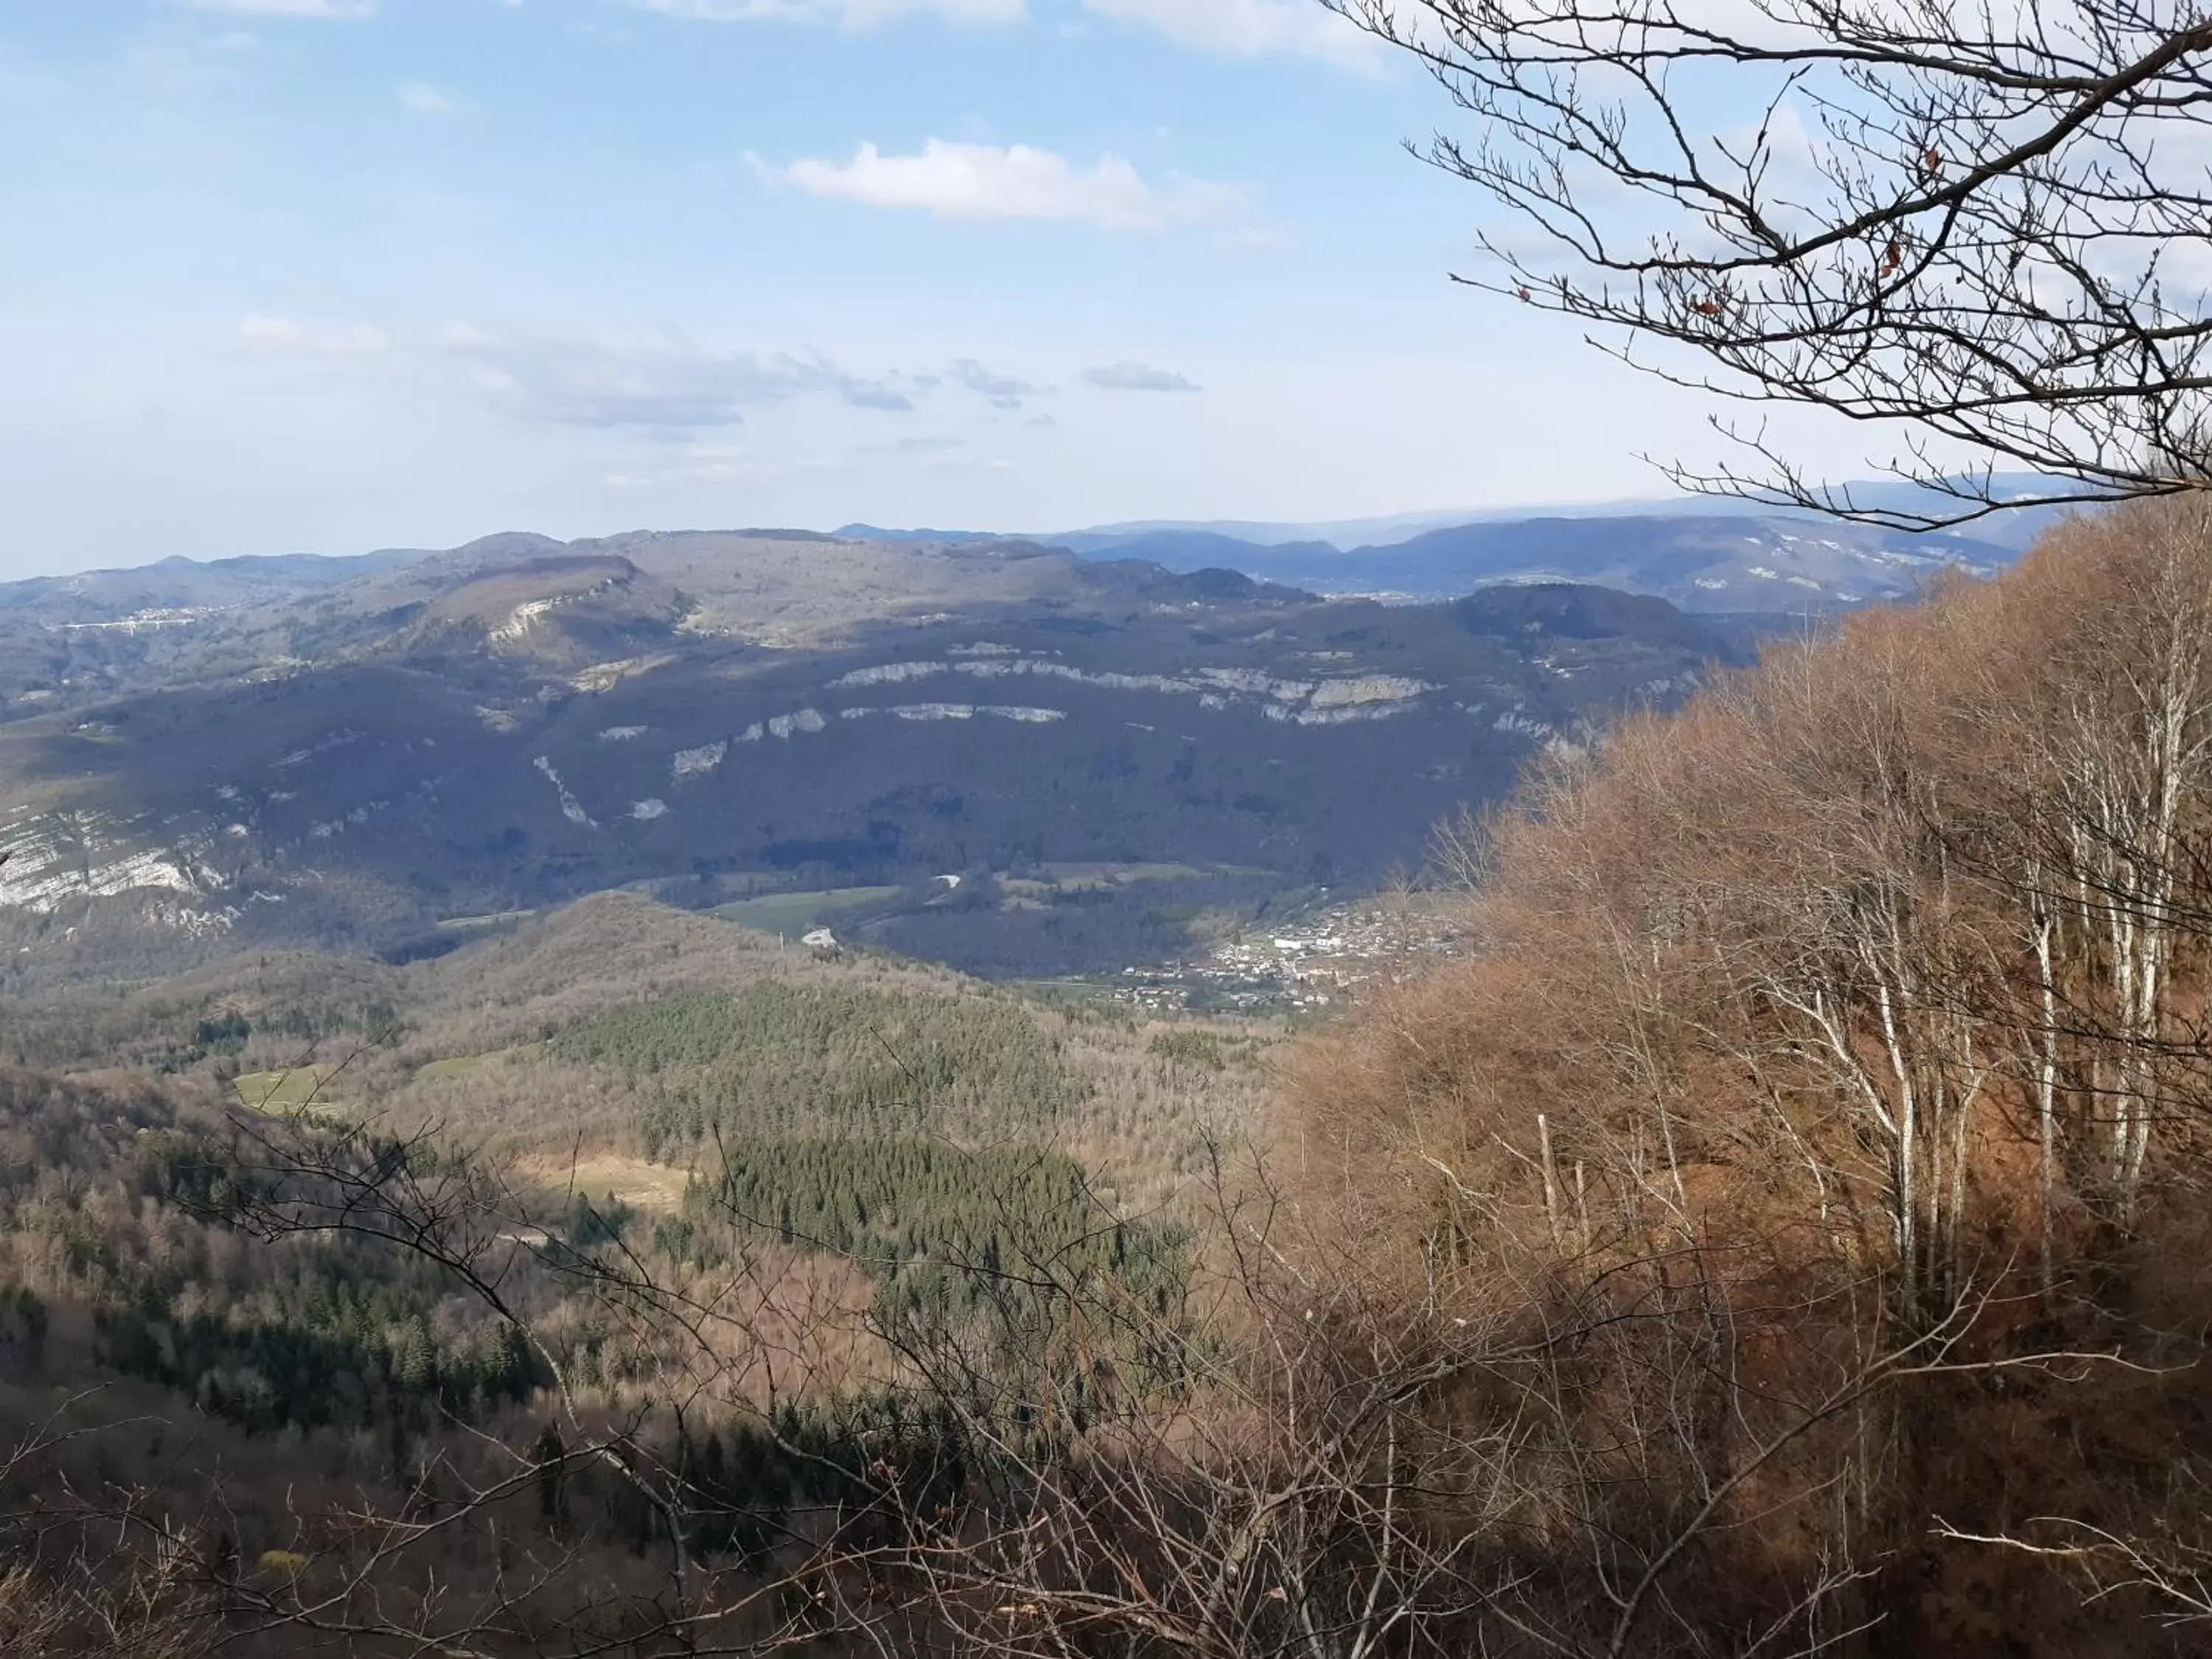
[0,0,1874,574]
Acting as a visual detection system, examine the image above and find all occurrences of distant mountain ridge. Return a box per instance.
[1109,513,2022,612]
[0,484,2080,988]
[1035,473,2073,553]
[0,519,1783,988]
[827,479,2073,612]
[13,476,2069,613]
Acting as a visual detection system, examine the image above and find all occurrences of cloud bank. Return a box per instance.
[626,0,1372,63]
[1081,0,1376,65]
[764,139,1240,232]
[632,0,1023,25]
[233,317,1072,430]
[1084,361,1201,392]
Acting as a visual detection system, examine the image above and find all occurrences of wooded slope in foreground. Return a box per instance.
[7,501,2212,1655]
[1293,495,2212,1654]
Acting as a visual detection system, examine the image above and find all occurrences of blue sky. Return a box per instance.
[0,0,1864,573]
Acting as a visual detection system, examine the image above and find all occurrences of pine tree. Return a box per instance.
[532,1420,567,1532]
[394,1320,436,1394]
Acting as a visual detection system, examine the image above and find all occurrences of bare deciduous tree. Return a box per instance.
[1328,0,2212,524]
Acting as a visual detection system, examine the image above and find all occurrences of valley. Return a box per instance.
[0,504,2115,1659]
[12,0,2208,1647]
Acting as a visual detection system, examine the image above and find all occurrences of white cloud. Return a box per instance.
[950,359,1046,408]
[180,0,376,15]
[632,0,1022,25]
[1085,361,1200,392]
[397,80,456,115]
[237,317,931,429]
[236,315,391,356]
[1082,0,1375,66]
[764,139,1241,232]
[439,333,922,427]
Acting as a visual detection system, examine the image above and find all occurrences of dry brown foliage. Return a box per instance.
[1289,497,2212,1655]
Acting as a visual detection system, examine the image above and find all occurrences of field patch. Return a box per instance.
[1042,861,1213,887]
[411,1048,524,1085]
[231,1065,347,1113]
[712,886,903,938]
[524,1152,695,1213]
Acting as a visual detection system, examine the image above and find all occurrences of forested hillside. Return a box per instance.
[0,524,1775,989]
[8,502,2212,1656]
[0,888,1281,1653]
[25,0,2212,1641]
[1289,496,2212,1653]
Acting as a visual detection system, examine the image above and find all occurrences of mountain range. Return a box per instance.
[844,481,2068,610]
[1034,513,2014,609]
[0,495,2049,987]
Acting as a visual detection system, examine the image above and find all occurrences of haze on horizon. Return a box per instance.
[1,0,1879,580]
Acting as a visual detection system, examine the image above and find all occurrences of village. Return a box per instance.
[1111,895,1470,1012]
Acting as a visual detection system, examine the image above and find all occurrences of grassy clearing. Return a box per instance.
[1040,862,1213,888]
[712,886,902,937]
[413,1049,518,1084]
[231,1065,346,1113]
[524,1153,695,1213]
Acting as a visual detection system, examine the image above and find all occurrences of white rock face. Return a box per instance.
[1267,702,1422,727]
[831,655,1437,720]
[295,797,394,846]
[1493,711,1554,738]
[818,705,1068,728]
[492,598,562,643]
[0,811,211,914]
[673,742,728,780]
[767,709,828,740]
[532,756,597,827]
[979,706,1065,724]
[571,656,664,693]
[487,576,622,646]
[832,662,943,688]
[1307,675,1433,709]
